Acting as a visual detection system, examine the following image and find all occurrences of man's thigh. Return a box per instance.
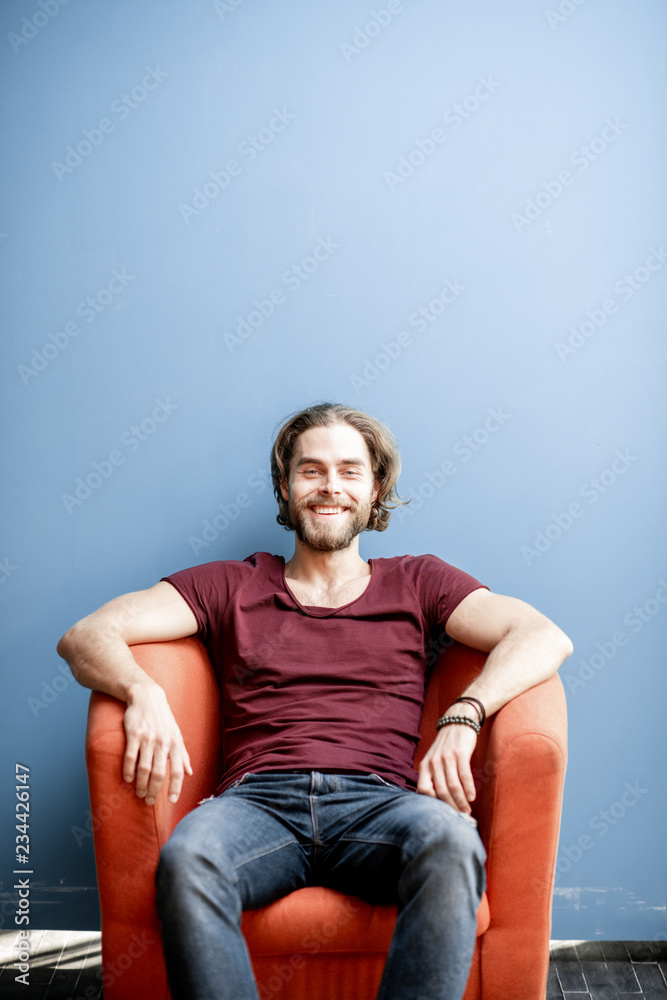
[161,774,314,910]
[318,775,484,904]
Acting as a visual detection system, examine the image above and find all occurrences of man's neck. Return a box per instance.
[284,538,370,588]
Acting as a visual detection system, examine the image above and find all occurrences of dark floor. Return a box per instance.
[548,940,667,1000]
[1,932,666,999]
[0,930,101,999]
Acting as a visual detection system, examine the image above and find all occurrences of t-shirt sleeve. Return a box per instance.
[412,553,488,629]
[160,561,233,643]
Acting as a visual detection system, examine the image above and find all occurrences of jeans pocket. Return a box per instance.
[230,772,253,789]
[369,772,399,788]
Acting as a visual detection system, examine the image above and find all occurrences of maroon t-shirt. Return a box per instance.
[162,551,485,793]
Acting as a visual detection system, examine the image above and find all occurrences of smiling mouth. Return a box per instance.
[310,506,348,516]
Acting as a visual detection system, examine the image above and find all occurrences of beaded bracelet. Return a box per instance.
[451,696,486,728]
[435,714,481,736]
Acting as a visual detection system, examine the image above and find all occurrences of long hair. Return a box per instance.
[271,402,407,533]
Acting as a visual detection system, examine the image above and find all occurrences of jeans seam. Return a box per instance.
[309,792,321,847]
[337,835,403,847]
[233,837,297,871]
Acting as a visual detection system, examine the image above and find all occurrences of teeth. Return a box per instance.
[312,506,345,514]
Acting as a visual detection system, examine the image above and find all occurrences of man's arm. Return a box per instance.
[417,588,573,812]
[57,581,199,806]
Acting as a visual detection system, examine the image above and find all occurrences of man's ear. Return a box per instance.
[280,478,290,502]
[372,479,380,504]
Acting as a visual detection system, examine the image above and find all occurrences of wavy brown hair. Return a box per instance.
[271,402,407,533]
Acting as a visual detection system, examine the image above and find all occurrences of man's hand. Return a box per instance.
[417,721,478,813]
[417,588,573,812]
[123,682,193,806]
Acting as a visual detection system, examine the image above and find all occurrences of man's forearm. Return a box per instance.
[58,585,196,804]
[455,620,572,718]
[57,614,160,705]
[57,584,195,702]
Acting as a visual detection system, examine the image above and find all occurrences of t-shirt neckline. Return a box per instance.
[278,555,374,617]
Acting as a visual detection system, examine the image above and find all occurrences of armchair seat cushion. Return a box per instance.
[241,886,490,956]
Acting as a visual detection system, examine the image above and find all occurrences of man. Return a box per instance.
[58,402,572,1000]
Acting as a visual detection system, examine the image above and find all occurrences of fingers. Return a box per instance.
[129,730,163,801]
[458,758,477,805]
[443,757,473,813]
[416,767,437,798]
[424,757,471,813]
[142,745,167,806]
[166,745,193,804]
[417,732,477,813]
[129,739,191,806]
[123,733,141,785]
[166,759,184,805]
[123,703,191,805]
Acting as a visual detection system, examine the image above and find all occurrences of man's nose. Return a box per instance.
[321,471,342,494]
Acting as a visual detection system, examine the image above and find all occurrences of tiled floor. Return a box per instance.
[548,940,667,999]
[1,932,666,998]
[0,930,101,1000]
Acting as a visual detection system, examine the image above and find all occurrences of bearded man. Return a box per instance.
[58,402,572,1000]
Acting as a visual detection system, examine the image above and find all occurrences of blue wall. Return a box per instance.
[1,0,666,939]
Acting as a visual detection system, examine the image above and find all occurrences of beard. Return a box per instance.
[288,491,373,552]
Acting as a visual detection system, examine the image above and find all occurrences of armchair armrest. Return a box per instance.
[417,641,568,1000]
[85,637,221,1000]
[475,674,566,997]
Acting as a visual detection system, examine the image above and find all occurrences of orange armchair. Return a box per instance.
[85,636,567,1000]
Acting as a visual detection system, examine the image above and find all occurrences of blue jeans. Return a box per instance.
[155,771,486,1000]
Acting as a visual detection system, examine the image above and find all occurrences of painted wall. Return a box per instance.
[1,0,666,940]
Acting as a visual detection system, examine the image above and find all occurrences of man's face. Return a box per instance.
[280,423,379,552]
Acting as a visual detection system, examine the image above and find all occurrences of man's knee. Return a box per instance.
[156,836,184,885]
[156,837,193,899]
[156,832,231,895]
[406,803,486,873]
